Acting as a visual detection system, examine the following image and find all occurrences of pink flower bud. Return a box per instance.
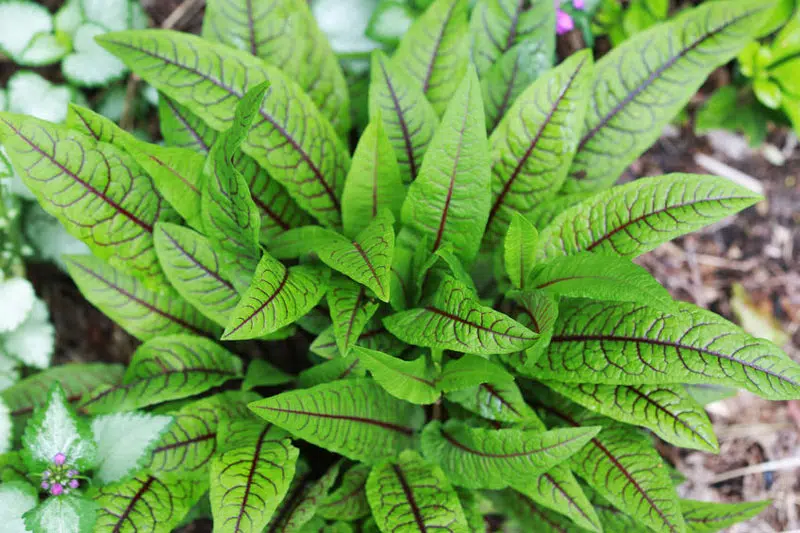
[51,483,64,496]
[53,453,66,466]
[573,0,585,9]
[556,10,575,35]
[69,479,79,489]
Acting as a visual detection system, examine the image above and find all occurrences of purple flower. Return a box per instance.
[68,479,80,489]
[67,470,78,478]
[556,10,575,34]
[41,481,50,490]
[50,483,64,496]
[42,470,50,479]
[53,453,66,466]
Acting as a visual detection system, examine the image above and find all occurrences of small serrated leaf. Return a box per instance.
[223,255,329,340]
[250,379,423,463]
[341,116,405,237]
[533,299,800,400]
[23,493,97,533]
[154,222,240,327]
[384,276,536,355]
[420,419,600,490]
[91,411,173,484]
[367,449,470,533]
[369,50,439,183]
[393,0,469,116]
[66,255,220,341]
[537,174,762,260]
[79,335,242,414]
[401,67,490,266]
[544,381,718,452]
[0,481,38,533]
[356,347,439,405]
[210,434,299,533]
[22,384,97,472]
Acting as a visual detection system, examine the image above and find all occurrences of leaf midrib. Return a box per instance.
[378,58,419,180]
[110,476,157,533]
[439,427,585,459]
[255,405,414,435]
[161,227,236,292]
[392,463,428,532]
[432,99,469,253]
[575,7,762,156]
[487,55,588,229]
[424,306,533,341]
[625,385,715,449]
[104,38,340,211]
[233,425,271,532]
[225,267,290,337]
[420,0,460,93]
[1,119,154,233]
[550,333,799,386]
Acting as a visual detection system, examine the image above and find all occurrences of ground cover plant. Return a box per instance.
[0,0,796,531]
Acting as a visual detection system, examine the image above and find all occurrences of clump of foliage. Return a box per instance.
[592,0,667,46]
[0,0,795,532]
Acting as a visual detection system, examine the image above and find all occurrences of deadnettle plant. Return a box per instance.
[0,0,794,532]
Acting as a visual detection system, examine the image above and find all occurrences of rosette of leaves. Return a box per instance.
[0,0,793,531]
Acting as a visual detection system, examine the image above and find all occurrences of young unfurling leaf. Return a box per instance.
[367,450,470,533]
[202,82,269,289]
[401,67,491,266]
[250,379,424,463]
[316,211,395,302]
[503,212,538,290]
[384,276,536,355]
[356,347,439,405]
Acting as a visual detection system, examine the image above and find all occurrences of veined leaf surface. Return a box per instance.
[201,83,269,288]
[502,288,559,372]
[503,212,538,290]
[318,464,371,521]
[203,0,350,137]
[93,475,203,533]
[66,255,219,341]
[437,354,514,393]
[446,379,535,423]
[327,278,380,356]
[401,68,490,266]
[369,51,439,183]
[356,347,439,405]
[564,0,770,192]
[266,461,341,532]
[484,51,592,245]
[210,435,299,533]
[79,335,242,414]
[223,254,328,340]
[528,252,672,307]
[421,420,599,490]
[537,174,762,260]
[0,113,175,284]
[366,450,470,533]
[393,0,469,116]
[680,499,770,532]
[545,381,717,452]
[154,222,240,327]
[533,299,800,400]
[341,116,405,238]
[469,0,555,79]
[384,276,536,355]
[534,397,686,533]
[316,211,395,302]
[249,379,423,463]
[98,30,350,227]
[158,97,311,241]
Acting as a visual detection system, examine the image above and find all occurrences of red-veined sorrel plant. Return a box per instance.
[0,0,791,532]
